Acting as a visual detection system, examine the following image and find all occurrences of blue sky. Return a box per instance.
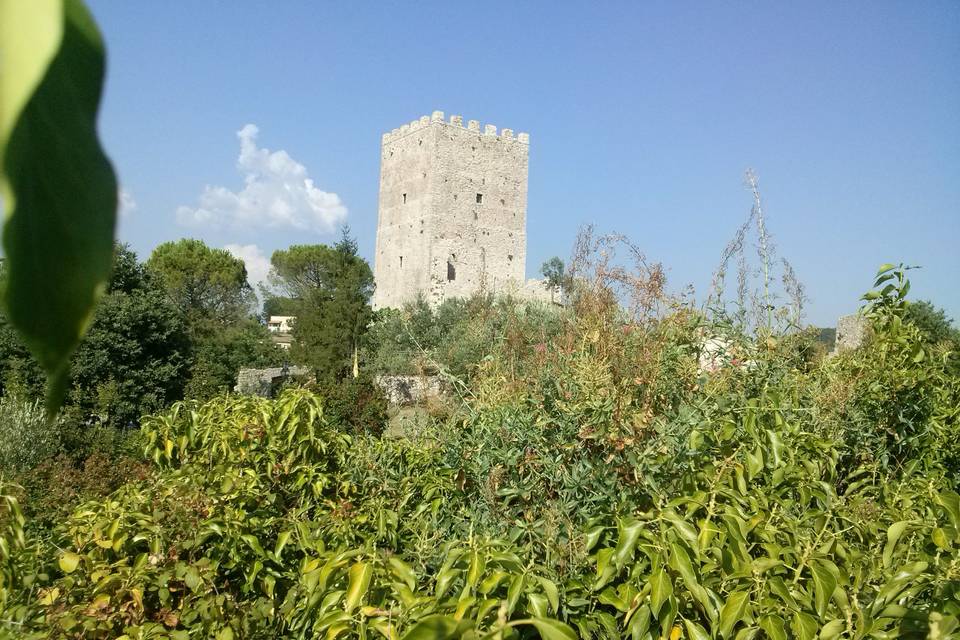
[87,1,959,326]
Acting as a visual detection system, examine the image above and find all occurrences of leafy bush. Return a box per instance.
[363,294,563,382]
[311,373,389,437]
[0,398,61,476]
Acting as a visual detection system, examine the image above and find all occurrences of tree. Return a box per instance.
[904,300,960,346]
[268,229,375,380]
[184,320,283,401]
[67,245,191,426]
[540,256,566,289]
[0,244,191,427]
[262,295,299,319]
[146,239,254,331]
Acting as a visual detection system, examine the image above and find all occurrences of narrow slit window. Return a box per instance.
[399,256,403,269]
[402,193,407,204]
[447,261,456,281]
[476,193,483,204]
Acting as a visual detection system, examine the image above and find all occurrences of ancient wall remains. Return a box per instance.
[235,366,311,397]
[375,374,447,406]
[834,314,868,353]
[373,111,529,309]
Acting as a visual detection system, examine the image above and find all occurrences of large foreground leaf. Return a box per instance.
[0,0,117,412]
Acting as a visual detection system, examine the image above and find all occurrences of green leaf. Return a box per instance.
[810,560,837,618]
[184,566,202,592]
[584,525,605,552]
[818,619,844,640]
[882,521,908,568]
[791,612,818,640]
[241,534,265,556]
[668,542,696,589]
[537,576,560,613]
[525,617,578,640]
[400,615,463,640]
[0,0,117,412]
[436,566,460,599]
[274,529,292,558]
[936,491,960,530]
[58,551,80,573]
[649,567,673,617]
[931,527,951,550]
[719,590,750,638]
[613,518,644,568]
[765,430,783,467]
[599,587,628,611]
[733,627,759,640]
[628,605,651,640]
[506,573,524,615]
[389,556,417,591]
[344,561,372,613]
[527,593,549,617]
[875,263,897,277]
[758,614,786,640]
[683,619,710,640]
[465,549,485,589]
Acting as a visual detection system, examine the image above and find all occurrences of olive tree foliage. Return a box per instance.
[267,230,374,380]
[0,0,117,412]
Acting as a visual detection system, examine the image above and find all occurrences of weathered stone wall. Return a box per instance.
[834,314,868,353]
[235,366,311,397]
[375,374,446,406]
[373,111,529,309]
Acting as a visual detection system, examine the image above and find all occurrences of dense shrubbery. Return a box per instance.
[363,294,563,382]
[0,263,957,639]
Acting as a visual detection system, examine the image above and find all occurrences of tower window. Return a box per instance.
[476,193,483,204]
[399,256,403,269]
[402,193,407,204]
[447,261,456,281]
[508,254,513,262]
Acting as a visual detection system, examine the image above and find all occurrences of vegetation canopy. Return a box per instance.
[0,259,957,639]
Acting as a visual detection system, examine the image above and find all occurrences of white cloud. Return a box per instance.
[225,243,271,290]
[177,124,347,233]
[119,188,137,217]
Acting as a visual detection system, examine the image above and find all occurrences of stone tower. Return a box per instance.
[372,111,529,310]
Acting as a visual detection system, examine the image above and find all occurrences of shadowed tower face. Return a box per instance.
[372,111,529,310]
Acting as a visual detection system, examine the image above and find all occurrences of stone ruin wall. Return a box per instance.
[373,111,529,309]
[833,313,869,353]
[375,374,447,406]
[235,366,311,397]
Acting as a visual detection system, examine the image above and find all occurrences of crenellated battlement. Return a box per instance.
[381,110,529,145]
